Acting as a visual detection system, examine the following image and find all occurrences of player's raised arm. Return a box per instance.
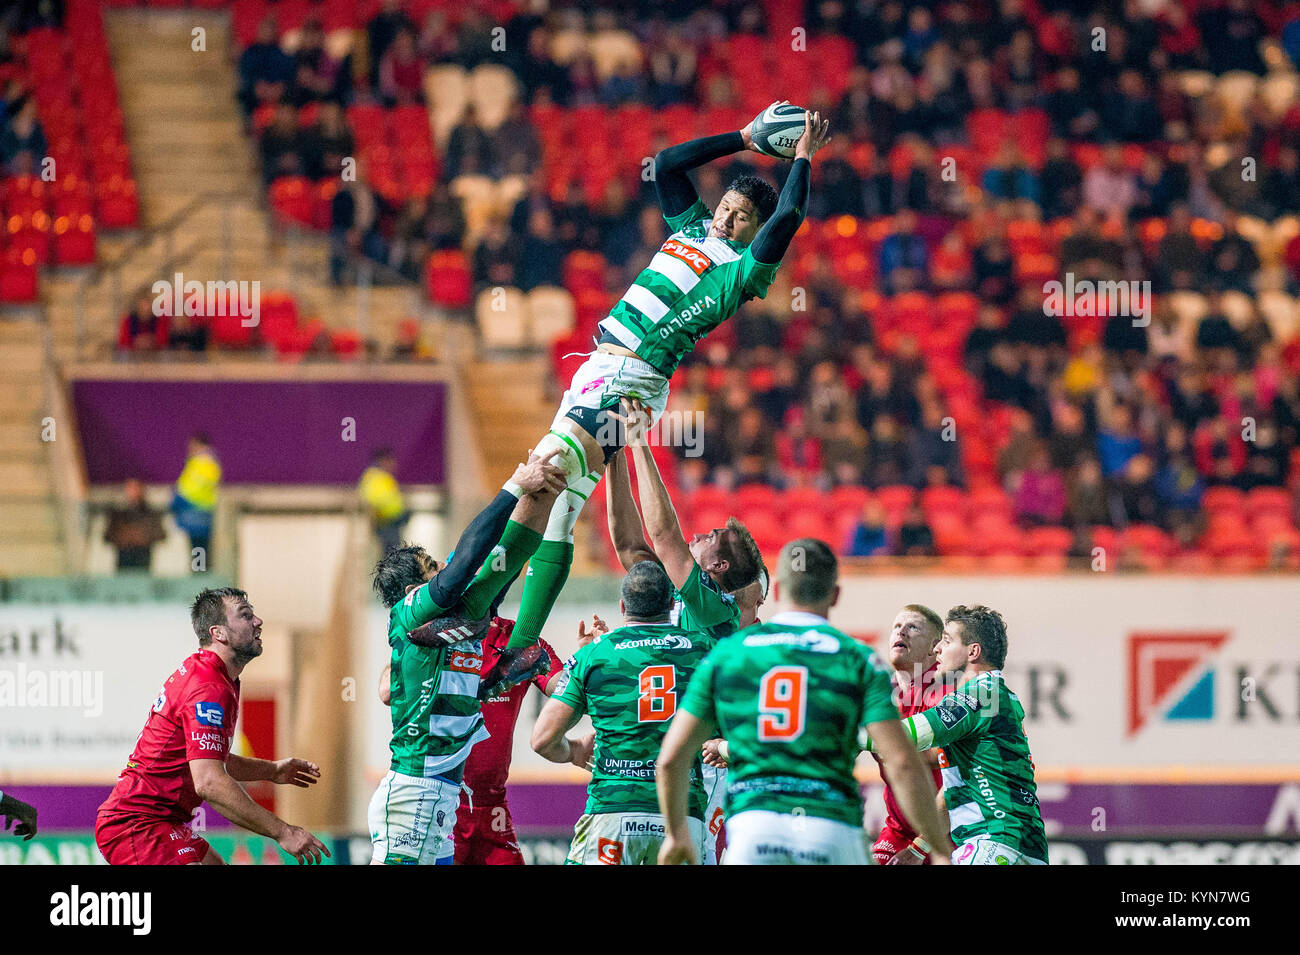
[605,450,657,570]
[748,110,829,266]
[864,717,953,864]
[613,400,695,587]
[656,708,714,865]
[653,108,770,220]
[188,759,330,864]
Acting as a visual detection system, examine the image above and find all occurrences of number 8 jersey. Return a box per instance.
[680,612,899,828]
[553,623,716,820]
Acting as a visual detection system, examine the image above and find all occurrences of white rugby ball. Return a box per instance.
[750,102,807,159]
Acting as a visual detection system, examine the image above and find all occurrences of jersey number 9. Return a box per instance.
[757,666,808,742]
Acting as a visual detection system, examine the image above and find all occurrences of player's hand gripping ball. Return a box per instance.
[747,101,808,158]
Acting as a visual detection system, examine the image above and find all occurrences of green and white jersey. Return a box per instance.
[599,198,781,377]
[894,670,1048,862]
[385,582,488,778]
[672,563,740,639]
[553,622,715,819]
[680,611,898,828]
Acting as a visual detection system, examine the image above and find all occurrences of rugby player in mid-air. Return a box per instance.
[367,451,567,865]
[502,109,831,653]
[532,561,715,864]
[862,605,1049,865]
[657,539,954,865]
[95,588,329,865]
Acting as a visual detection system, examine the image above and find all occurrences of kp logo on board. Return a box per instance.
[1126,632,1229,736]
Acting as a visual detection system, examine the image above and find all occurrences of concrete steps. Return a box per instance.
[0,320,60,576]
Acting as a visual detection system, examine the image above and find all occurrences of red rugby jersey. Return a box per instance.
[875,662,951,843]
[99,649,240,824]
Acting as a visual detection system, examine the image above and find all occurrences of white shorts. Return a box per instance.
[953,836,1047,866]
[724,810,872,866]
[701,762,727,866]
[367,771,462,865]
[550,351,670,453]
[566,811,705,866]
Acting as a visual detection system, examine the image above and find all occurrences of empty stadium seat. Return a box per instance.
[526,286,576,345]
[474,286,528,349]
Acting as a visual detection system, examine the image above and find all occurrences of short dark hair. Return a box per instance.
[946,605,1008,669]
[716,517,762,592]
[777,538,837,605]
[727,174,778,223]
[621,560,674,619]
[372,544,432,609]
[191,587,248,645]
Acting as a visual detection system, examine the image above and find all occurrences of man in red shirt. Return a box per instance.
[380,612,594,865]
[95,587,330,865]
[872,603,950,865]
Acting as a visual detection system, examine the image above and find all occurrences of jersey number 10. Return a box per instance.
[757,666,808,742]
[638,665,677,722]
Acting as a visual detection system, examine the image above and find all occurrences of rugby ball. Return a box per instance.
[749,102,807,159]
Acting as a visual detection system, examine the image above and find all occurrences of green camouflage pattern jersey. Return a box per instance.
[598,198,781,376]
[672,563,740,639]
[680,611,899,827]
[882,669,1048,862]
[385,581,488,778]
[553,622,715,819]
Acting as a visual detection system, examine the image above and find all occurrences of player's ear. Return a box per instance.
[829,584,841,609]
[618,598,626,618]
[404,582,419,595]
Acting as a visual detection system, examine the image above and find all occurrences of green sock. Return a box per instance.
[509,538,574,648]
[458,520,544,619]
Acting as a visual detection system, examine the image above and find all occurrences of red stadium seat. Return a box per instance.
[0,249,38,303]
[52,213,95,264]
[1024,526,1074,557]
[425,249,472,308]
[876,485,916,515]
[920,485,965,519]
[731,484,781,513]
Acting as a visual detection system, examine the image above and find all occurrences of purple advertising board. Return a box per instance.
[71,379,445,485]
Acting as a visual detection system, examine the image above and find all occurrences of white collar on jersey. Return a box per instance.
[768,610,830,627]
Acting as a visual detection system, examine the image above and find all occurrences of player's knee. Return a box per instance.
[533,429,595,487]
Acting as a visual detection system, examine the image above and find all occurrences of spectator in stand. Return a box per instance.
[648,27,696,107]
[490,100,541,179]
[905,402,962,488]
[1044,66,1099,140]
[1157,2,1202,71]
[1013,444,1066,527]
[1060,204,1124,277]
[594,178,639,267]
[358,449,409,555]
[260,103,308,184]
[518,26,570,104]
[808,138,865,219]
[1083,145,1138,220]
[1048,401,1093,471]
[104,478,166,572]
[454,10,499,70]
[982,141,1038,204]
[821,419,870,487]
[600,59,646,106]
[417,10,457,64]
[1156,422,1205,541]
[1195,292,1243,360]
[1240,418,1288,491]
[897,503,936,557]
[868,415,909,488]
[330,164,388,285]
[367,0,416,88]
[1153,202,1203,292]
[424,180,467,252]
[1199,0,1266,75]
[167,309,208,353]
[472,216,519,290]
[445,103,494,181]
[1110,453,1162,527]
[1131,152,1177,220]
[775,407,822,486]
[1067,456,1111,528]
[291,19,350,107]
[170,434,220,570]
[516,208,565,292]
[117,292,169,354]
[378,27,425,107]
[302,101,353,180]
[237,18,295,119]
[971,228,1015,305]
[1194,417,1246,485]
[1097,403,1143,478]
[1260,147,1300,222]
[0,96,45,174]
[847,499,889,557]
[931,229,973,291]
[1101,69,1160,143]
[878,208,928,294]
[1208,211,1260,294]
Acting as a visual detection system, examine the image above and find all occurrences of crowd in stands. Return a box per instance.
[128,0,1300,561]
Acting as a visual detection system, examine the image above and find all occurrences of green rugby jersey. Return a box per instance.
[385,581,488,778]
[598,198,781,376]
[672,563,740,639]
[890,670,1048,861]
[554,622,715,819]
[680,611,898,827]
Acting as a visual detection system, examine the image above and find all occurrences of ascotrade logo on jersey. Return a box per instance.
[1126,631,1230,736]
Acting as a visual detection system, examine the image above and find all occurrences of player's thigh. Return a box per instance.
[724,810,870,866]
[368,771,460,865]
[96,815,210,866]
[479,802,525,865]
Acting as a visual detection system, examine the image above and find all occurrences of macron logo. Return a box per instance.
[50,885,152,936]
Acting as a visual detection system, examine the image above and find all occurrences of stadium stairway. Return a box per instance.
[0,320,64,576]
[39,8,416,362]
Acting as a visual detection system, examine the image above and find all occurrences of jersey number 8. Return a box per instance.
[757,666,808,742]
[638,665,677,722]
